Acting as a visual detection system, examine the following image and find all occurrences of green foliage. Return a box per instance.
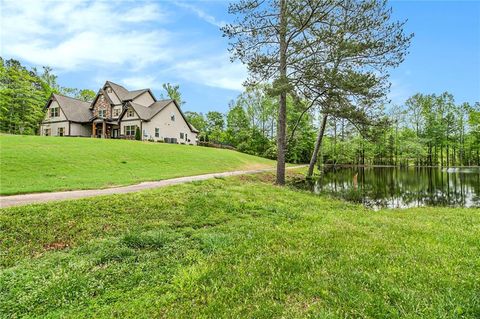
[0,135,274,195]
[0,58,48,134]
[76,89,96,102]
[1,173,479,317]
[135,126,141,140]
[161,83,184,105]
[0,58,96,134]
[318,92,479,166]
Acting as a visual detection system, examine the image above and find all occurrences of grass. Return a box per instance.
[1,172,479,318]
[0,134,275,195]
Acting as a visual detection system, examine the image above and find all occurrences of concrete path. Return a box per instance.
[0,166,305,208]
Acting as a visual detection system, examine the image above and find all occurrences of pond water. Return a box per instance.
[293,166,480,209]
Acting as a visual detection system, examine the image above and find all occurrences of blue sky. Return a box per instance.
[1,0,479,113]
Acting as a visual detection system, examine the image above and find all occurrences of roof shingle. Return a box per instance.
[52,94,93,122]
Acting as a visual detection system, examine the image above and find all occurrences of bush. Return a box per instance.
[135,127,141,141]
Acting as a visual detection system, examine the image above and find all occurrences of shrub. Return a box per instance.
[135,127,141,141]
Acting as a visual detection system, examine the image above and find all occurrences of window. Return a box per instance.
[125,125,136,136]
[143,129,148,137]
[50,107,59,118]
[171,113,175,121]
[98,109,106,118]
[185,133,188,141]
[180,132,184,139]
[155,128,160,137]
[44,128,51,136]
[106,87,112,93]
[112,108,120,117]
[57,127,65,136]
[127,109,135,117]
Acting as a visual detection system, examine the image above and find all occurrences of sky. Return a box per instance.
[0,0,479,113]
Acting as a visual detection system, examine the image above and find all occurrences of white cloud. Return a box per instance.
[171,55,247,91]
[122,75,159,90]
[0,0,246,93]
[173,1,226,28]
[1,0,171,71]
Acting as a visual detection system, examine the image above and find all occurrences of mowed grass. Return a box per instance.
[1,172,479,318]
[0,134,274,195]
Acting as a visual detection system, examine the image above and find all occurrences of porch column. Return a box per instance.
[102,121,106,139]
[92,122,96,138]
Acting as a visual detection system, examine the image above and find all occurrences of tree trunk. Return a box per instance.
[307,114,328,178]
[276,0,287,185]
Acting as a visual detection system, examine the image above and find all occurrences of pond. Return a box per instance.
[293,166,480,209]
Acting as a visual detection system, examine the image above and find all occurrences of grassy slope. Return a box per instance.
[1,172,479,318]
[0,135,274,195]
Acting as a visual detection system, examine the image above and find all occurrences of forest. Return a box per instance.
[185,86,480,166]
[1,57,479,167]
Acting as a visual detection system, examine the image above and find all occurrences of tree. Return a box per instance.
[135,126,141,141]
[223,0,336,184]
[302,0,412,177]
[76,89,96,102]
[184,111,207,140]
[0,58,48,134]
[162,83,184,106]
[205,111,225,143]
[226,103,249,146]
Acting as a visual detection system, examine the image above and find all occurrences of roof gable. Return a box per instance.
[148,99,199,133]
[105,81,156,102]
[48,93,93,123]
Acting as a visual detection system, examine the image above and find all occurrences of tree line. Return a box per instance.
[185,86,479,167]
[0,57,96,134]
[319,93,479,166]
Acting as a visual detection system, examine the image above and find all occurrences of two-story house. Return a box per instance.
[40,81,199,144]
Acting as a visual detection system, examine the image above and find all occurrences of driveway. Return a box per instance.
[0,166,305,208]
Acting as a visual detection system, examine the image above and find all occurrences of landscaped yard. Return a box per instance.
[0,135,275,195]
[1,172,478,318]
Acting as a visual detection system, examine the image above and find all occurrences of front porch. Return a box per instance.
[91,119,120,139]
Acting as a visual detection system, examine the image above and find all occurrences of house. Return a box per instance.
[40,81,199,144]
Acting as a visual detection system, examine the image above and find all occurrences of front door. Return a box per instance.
[112,129,119,138]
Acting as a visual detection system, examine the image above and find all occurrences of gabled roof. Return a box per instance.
[48,94,93,123]
[90,88,114,110]
[124,99,199,133]
[128,100,172,121]
[105,81,153,102]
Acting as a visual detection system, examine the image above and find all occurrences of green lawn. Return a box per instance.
[1,172,479,318]
[0,135,275,195]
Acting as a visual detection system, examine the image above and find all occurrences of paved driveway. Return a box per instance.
[0,166,305,208]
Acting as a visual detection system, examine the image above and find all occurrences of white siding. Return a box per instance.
[120,120,141,137]
[133,91,155,106]
[40,121,69,136]
[142,102,197,145]
[42,100,68,122]
[105,87,122,105]
[112,105,122,119]
[70,123,92,136]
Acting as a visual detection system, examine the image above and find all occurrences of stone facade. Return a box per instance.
[92,94,111,118]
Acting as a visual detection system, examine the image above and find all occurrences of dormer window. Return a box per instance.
[50,107,59,118]
[99,109,106,118]
[127,109,135,117]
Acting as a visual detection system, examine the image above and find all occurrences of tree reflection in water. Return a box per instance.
[295,167,480,209]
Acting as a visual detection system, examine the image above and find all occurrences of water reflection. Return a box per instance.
[294,167,480,209]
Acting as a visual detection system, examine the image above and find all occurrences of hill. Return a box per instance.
[0,135,275,195]
[1,172,478,318]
